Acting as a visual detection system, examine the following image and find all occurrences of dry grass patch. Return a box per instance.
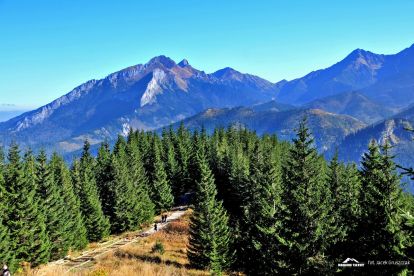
[27,210,210,276]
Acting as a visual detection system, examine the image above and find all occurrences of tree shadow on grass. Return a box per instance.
[114,250,190,269]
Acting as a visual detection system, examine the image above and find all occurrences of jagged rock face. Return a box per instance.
[0,56,276,152]
[338,106,414,166]
[276,44,414,106]
[140,69,168,107]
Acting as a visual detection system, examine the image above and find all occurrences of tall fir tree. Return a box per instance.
[72,141,110,241]
[162,129,180,202]
[280,117,332,274]
[126,132,155,225]
[49,153,88,250]
[109,136,145,233]
[356,141,405,273]
[174,123,192,194]
[149,139,174,213]
[36,150,69,260]
[326,153,361,263]
[5,147,51,268]
[0,148,13,269]
[245,140,285,275]
[188,149,232,274]
[95,141,114,219]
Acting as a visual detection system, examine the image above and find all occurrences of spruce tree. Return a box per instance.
[72,141,110,242]
[188,149,232,274]
[174,123,192,194]
[49,153,88,250]
[126,133,154,225]
[109,136,144,233]
[5,147,51,268]
[95,141,114,218]
[226,144,250,221]
[36,150,69,259]
[356,141,405,273]
[326,153,361,262]
[209,128,233,215]
[280,117,332,274]
[245,140,285,275]
[0,150,13,269]
[149,140,174,212]
[162,131,180,202]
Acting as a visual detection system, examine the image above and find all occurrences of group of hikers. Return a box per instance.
[153,213,169,232]
[1,213,172,274]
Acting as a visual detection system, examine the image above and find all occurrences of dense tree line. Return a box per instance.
[0,121,412,274]
[186,120,414,275]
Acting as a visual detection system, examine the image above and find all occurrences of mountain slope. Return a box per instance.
[172,106,366,152]
[338,106,414,168]
[250,100,295,112]
[0,56,277,152]
[305,91,395,124]
[276,44,414,107]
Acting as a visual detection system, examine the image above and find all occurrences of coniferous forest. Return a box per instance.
[0,119,413,275]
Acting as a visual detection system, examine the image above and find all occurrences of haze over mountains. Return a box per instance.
[0,104,32,122]
[1,44,414,169]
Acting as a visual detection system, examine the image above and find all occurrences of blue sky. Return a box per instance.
[0,0,413,108]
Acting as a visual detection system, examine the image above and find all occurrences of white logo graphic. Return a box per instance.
[338,258,365,267]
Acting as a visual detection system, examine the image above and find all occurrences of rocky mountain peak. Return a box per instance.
[342,48,384,69]
[212,67,243,79]
[178,59,190,67]
[146,55,176,68]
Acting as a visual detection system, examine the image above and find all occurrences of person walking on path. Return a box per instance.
[154,223,158,231]
[1,265,10,276]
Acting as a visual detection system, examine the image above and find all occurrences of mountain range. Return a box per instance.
[0,56,276,152]
[275,44,414,107]
[173,106,366,153]
[1,44,414,173]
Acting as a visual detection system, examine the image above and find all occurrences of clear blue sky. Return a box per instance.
[0,0,413,108]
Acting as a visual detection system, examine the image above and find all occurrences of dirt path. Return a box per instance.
[50,206,188,273]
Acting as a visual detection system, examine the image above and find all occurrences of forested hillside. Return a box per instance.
[0,122,413,275]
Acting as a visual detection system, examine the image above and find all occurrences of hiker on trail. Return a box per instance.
[2,265,10,276]
[164,214,168,223]
[154,223,158,231]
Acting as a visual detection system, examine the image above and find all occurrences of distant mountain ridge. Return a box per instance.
[0,56,276,152]
[1,43,414,164]
[170,106,366,152]
[275,44,414,107]
[304,91,395,124]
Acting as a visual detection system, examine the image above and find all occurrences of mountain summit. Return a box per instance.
[275,45,414,106]
[1,44,414,158]
[0,56,276,152]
